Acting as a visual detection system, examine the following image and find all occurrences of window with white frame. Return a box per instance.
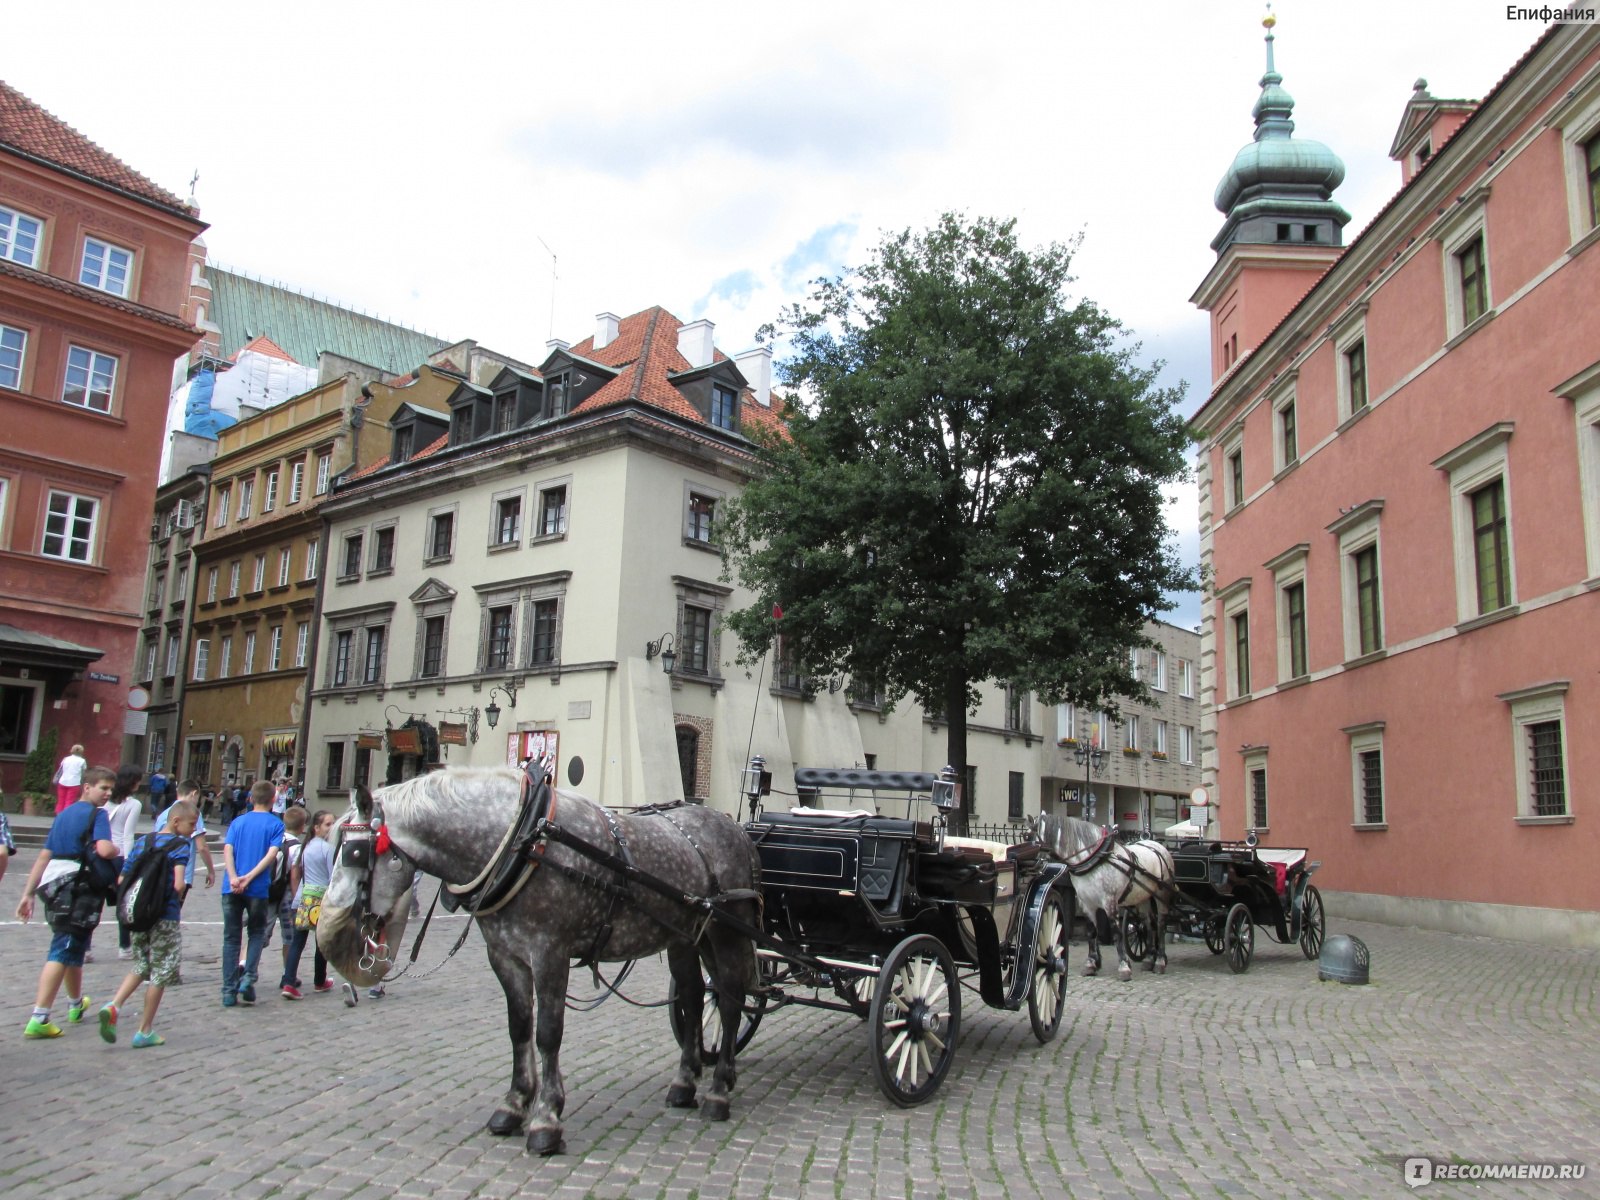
[304,537,320,580]
[79,237,132,297]
[174,562,187,600]
[243,630,256,674]
[1266,544,1309,683]
[41,491,98,562]
[1179,724,1195,765]
[1346,722,1386,827]
[1221,424,1245,512]
[294,622,308,668]
[1553,76,1600,246]
[251,553,266,592]
[0,205,43,267]
[219,635,232,678]
[1124,714,1140,752]
[214,486,230,528]
[1243,748,1269,830]
[268,625,283,671]
[1265,373,1297,474]
[1152,650,1167,692]
[1438,188,1491,340]
[492,490,522,547]
[228,560,241,598]
[237,477,254,520]
[1057,702,1077,743]
[1500,682,1571,821]
[1558,364,1600,581]
[537,482,569,538]
[315,452,332,495]
[685,486,720,544]
[427,508,455,561]
[62,346,116,412]
[289,461,305,505]
[1152,719,1168,756]
[1218,578,1252,700]
[276,548,291,587]
[142,637,158,681]
[164,635,179,677]
[1329,303,1370,426]
[1434,422,1515,623]
[206,566,218,603]
[1178,657,1195,698]
[193,638,209,681]
[262,470,279,513]
[1328,500,1385,661]
[0,323,26,389]
[1128,647,1142,681]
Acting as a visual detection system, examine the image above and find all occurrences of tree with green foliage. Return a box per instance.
[718,214,1194,820]
[22,725,59,795]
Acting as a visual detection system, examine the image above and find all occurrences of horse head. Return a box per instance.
[318,784,414,988]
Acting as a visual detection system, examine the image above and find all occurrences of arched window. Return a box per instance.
[675,725,700,802]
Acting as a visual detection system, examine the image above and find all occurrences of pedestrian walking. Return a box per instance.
[106,771,142,961]
[272,808,306,990]
[281,809,335,998]
[220,781,282,1008]
[52,744,87,813]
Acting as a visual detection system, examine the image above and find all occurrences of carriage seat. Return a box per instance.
[1254,848,1306,897]
[756,810,924,841]
[941,835,1010,863]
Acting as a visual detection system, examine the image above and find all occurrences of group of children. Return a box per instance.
[15,770,339,1046]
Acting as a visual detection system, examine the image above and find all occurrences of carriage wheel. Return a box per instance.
[1204,918,1226,955]
[1122,910,1151,963]
[667,970,765,1060]
[1298,885,1326,961]
[1028,890,1069,1043]
[1224,903,1254,974]
[869,934,961,1107]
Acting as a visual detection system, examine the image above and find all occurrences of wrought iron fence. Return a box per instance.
[949,818,1033,843]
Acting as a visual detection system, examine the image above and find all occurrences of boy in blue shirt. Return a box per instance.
[221,780,283,1007]
[98,801,196,1047]
[14,766,119,1038]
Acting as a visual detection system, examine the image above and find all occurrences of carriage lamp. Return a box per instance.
[645,632,677,675]
[484,683,518,730]
[741,756,772,819]
[930,766,960,811]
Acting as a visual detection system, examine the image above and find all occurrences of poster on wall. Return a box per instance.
[507,730,559,784]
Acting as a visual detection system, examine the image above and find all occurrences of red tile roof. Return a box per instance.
[0,81,194,215]
[233,334,295,363]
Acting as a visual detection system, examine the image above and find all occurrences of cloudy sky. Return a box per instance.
[7,1,1539,625]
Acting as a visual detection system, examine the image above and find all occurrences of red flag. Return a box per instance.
[771,603,783,620]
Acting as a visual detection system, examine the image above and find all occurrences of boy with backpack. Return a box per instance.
[221,781,283,1007]
[97,801,196,1047]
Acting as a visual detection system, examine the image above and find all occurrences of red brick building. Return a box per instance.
[1190,22,1600,945]
[0,82,205,789]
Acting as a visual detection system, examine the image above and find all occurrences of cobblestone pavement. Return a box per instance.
[2,861,1596,1200]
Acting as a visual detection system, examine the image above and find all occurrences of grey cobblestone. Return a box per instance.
[2,862,1597,1198]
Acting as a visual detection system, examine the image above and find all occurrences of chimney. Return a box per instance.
[677,319,714,369]
[734,345,773,407]
[546,338,570,357]
[595,312,620,350]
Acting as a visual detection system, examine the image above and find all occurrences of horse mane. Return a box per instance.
[377,767,521,831]
[1039,811,1103,858]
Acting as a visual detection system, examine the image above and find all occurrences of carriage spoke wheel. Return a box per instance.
[869,934,961,1107]
[1204,917,1226,955]
[1123,910,1151,963]
[1298,885,1326,961]
[667,970,766,1060]
[1224,903,1254,974]
[1028,891,1069,1043]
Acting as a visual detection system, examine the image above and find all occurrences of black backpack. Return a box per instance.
[117,834,181,934]
[269,836,299,907]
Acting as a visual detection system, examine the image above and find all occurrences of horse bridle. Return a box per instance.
[336,802,410,974]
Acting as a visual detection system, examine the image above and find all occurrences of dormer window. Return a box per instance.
[394,426,413,462]
[547,371,570,418]
[450,409,470,446]
[493,392,517,433]
[711,384,738,431]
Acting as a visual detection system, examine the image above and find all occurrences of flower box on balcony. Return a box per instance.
[1122,748,1141,757]
[1151,751,1168,760]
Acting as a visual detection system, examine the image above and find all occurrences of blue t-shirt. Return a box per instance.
[44,801,112,858]
[224,810,284,898]
[154,804,208,886]
[125,832,192,922]
[148,773,169,800]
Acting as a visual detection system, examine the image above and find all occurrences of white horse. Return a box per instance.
[1033,813,1174,980]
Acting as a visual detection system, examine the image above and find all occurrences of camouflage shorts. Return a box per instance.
[131,919,183,987]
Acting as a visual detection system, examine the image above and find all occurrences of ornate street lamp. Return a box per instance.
[1074,738,1108,825]
[645,631,677,675]
[484,681,519,730]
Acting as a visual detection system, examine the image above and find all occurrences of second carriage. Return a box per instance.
[674,761,1072,1106]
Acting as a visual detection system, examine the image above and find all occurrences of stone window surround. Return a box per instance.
[473,571,571,675]
[1241,745,1269,834]
[672,574,732,685]
[1498,680,1573,824]
[534,474,573,542]
[1217,576,1252,702]
[425,503,457,565]
[323,601,396,690]
[369,518,399,577]
[1432,421,1516,625]
[1548,70,1600,251]
[1265,370,1298,476]
[1220,422,1246,514]
[683,480,725,548]
[1343,719,1387,829]
[1436,186,1493,344]
[1330,302,1370,427]
[1555,361,1600,581]
[1264,542,1310,684]
[1327,499,1386,663]
[489,484,526,550]
[409,578,458,682]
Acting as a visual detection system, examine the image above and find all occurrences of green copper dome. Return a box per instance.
[1211,16,1349,252]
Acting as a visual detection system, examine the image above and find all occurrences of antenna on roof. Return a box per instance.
[188,170,200,206]
[536,235,559,341]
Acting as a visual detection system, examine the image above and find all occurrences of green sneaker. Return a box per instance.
[99,1005,118,1044]
[66,995,92,1024]
[24,1017,63,1039]
[130,1030,165,1048]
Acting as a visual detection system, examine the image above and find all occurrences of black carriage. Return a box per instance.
[675,762,1071,1106]
[1153,833,1325,973]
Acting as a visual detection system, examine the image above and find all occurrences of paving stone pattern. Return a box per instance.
[2,863,1596,1200]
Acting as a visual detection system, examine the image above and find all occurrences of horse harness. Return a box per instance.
[1057,828,1171,909]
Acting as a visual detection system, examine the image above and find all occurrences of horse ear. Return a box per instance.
[353,785,373,821]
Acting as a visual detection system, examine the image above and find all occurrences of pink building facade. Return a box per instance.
[1190,22,1600,945]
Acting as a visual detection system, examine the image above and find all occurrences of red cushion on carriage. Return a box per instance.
[1269,861,1287,896]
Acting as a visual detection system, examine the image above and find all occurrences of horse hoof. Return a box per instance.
[666,1084,698,1109]
[526,1129,565,1156]
[1156,960,1168,975]
[1083,964,1099,977]
[1117,966,1133,981]
[701,1097,731,1122]
[486,1109,523,1136]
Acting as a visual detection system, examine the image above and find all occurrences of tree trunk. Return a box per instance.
[944,670,969,834]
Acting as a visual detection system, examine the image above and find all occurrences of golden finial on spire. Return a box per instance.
[1264,1,1276,29]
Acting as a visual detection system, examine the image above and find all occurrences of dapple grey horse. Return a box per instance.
[318,768,761,1155]
[1033,813,1175,980]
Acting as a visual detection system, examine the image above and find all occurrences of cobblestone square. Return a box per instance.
[2,863,1595,1199]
